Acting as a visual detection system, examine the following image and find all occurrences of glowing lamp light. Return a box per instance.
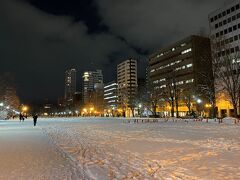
[205,104,212,108]
[0,103,4,107]
[22,106,28,112]
[197,99,202,104]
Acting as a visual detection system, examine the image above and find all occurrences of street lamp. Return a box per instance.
[22,106,28,112]
[90,107,94,116]
[138,103,142,116]
[197,99,202,104]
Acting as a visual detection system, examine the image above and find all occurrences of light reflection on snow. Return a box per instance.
[40,117,240,179]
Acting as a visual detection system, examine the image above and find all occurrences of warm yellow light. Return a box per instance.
[205,104,212,108]
[90,107,94,111]
[83,108,87,113]
[22,106,28,112]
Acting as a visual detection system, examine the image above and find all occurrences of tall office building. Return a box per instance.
[117,59,138,117]
[64,69,76,103]
[209,0,240,117]
[104,81,118,115]
[148,35,213,116]
[82,70,103,107]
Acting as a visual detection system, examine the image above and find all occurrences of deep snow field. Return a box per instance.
[1,117,240,180]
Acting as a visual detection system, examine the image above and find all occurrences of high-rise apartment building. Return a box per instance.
[82,70,103,107]
[148,35,213,116]
[117,59,138,117]
[209,0,240,58]
[64,69,76,103]
[209,0,240,117]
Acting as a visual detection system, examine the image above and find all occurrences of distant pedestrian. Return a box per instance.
[33,114,38,126]
[19,113,24,122]
[19,113,22,122]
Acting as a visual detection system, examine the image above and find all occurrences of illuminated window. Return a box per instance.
[176,81,184,85]
[181,48,192,55]
[186,79,194,84]
[181,43,186,47]
[186,63,193,68]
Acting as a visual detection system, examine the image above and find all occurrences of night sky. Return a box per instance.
[0,0,227,102]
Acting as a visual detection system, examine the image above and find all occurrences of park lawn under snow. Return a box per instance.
[0,120,88,180]
[41,117,240,180]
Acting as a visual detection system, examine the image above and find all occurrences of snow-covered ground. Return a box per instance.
[1,118,240,179]
[0,120,88,180]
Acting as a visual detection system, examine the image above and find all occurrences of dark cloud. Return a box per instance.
[0,0,140,102]
[96,0,227,50]
[0,0,231,102]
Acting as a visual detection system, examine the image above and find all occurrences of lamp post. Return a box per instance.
[0,102,3,110]
[83,108,87,116]
[75,110,79,117]
[90,107,94,116]
[196,99,203,116]
[138,103,142,117]
[197,99,202,104]
[22,106,28,112]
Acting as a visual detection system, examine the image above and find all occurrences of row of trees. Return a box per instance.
[0,73,20,111]
[149,76,205,118]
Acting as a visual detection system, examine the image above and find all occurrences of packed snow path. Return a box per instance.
[0,120,88,180]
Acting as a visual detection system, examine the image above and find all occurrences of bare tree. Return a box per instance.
[212,39,240,117]
[150,90,158,117]
[163,70,181,117]
[165,79,175,117]
[197,74,216,118]
[181,86,196,114]
[0,73,20,109]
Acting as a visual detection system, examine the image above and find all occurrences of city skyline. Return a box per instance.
[0,1,240,179]
[0,0,229,102]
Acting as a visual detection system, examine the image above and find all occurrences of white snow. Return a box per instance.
[0,120,89,180]
[1,117,240,179]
